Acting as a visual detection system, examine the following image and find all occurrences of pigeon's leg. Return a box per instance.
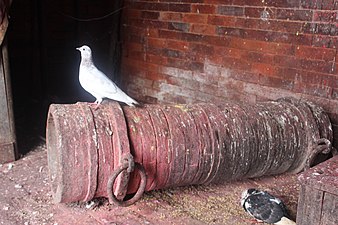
[89,98,102,110]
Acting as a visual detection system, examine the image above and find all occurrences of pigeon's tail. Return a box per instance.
[125,96,139,107]
[275,217,296,225]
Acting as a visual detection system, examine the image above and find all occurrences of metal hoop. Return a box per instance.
[107,163,147,207]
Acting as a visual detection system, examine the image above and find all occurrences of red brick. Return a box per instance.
[322,74,338,88]
[162,48,185,59]
[229,37,294,55]
[203,35,231,46]
[145,45,162,55]
[313,11,336,22]
[147,38,167,48]
[208,15,245,27]
[252,63,278,77]
[222,57,252,71]
[167,58,204,72]
[301,0,322,9]
[146,53,167,65]
[168,22,190,32]
[244,7,277,19]
[259,74,294,90]
[190,24,215,35]
[189,43,214,55]
[216,27,245,38]
[182,14,208,24]
[181,33,204,42]
[263,0,301,8]
[191,4,216,14]
[300,59,335,74]
[315,23,335,35]
[159,29,182,40]
[312,35,333,48]
[217,6,244,16]
[167,39,189,51]
[295,45,336,61]
[169,4,191,12]
[141,11,160,20]
[321,0,335,10]
[293,83,332,98]
[276,68,297,81]
[274,55,301,69]
[276,9,313,21]
[229,69,260,84]
[332,88,338,99]
[214,46,244,59]
[160,12,183,21]
[242,51,274,64]
[133,2,169,11]
[290,69,322,84]
[126,9,141,18]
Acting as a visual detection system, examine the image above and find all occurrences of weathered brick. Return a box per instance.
[229,69,260,84]
[242,51,274,64]
[208,15,245,27]
[217,6,244,16]
[264,0,301,8]
[216,27,245,38]
[181,32,204,42]
[252,63,278,77]
[291,69,322,84]
[122,0,337,119]
[332,88,338,99]
[229,37,295,55]
[321,0,335,10]
[322,74,338,88]
[293,83,332,98]
[259,74,294,90]
[191,4,216,14]
[313,11,336,22]
[168,22,190,32]
[162,48,185,59]
[167,39,189,51]
[147,37,167,48]
[295,45,336,61]
[133,2,169,11]
[276,9,313,21]
[160,12,183,21]
[182,14,208,24]
[190,24,215,35]
[169,3,191,12]
[312,35,333,48]
[244,7,277,19]
[301,0,322,9]
[141,11,160,20]
[159,29,182,40]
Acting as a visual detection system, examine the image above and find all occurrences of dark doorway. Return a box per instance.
[7,0,123,154]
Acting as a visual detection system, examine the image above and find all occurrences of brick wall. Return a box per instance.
[120,0,338,147]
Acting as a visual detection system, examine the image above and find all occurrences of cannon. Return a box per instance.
[46,98,333,206]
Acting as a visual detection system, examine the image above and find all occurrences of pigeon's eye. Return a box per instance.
[82,48,85,51]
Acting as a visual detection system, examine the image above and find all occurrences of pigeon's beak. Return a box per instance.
[76,47,80,51]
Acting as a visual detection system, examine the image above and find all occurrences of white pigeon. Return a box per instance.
[76,45,139,107]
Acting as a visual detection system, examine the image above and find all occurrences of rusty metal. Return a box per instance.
[107,162,146,207]
[47,98,333,206]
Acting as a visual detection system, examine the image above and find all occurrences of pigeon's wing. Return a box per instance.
[86,66,118,95]
[244,192,286,224]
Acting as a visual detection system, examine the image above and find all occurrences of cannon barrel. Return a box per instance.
[46,98,333,206]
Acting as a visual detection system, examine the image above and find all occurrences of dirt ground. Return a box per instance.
[0,142,300,225]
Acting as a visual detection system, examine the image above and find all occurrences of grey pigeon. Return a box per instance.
[241,189,295,225]
[76,45,139,107]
